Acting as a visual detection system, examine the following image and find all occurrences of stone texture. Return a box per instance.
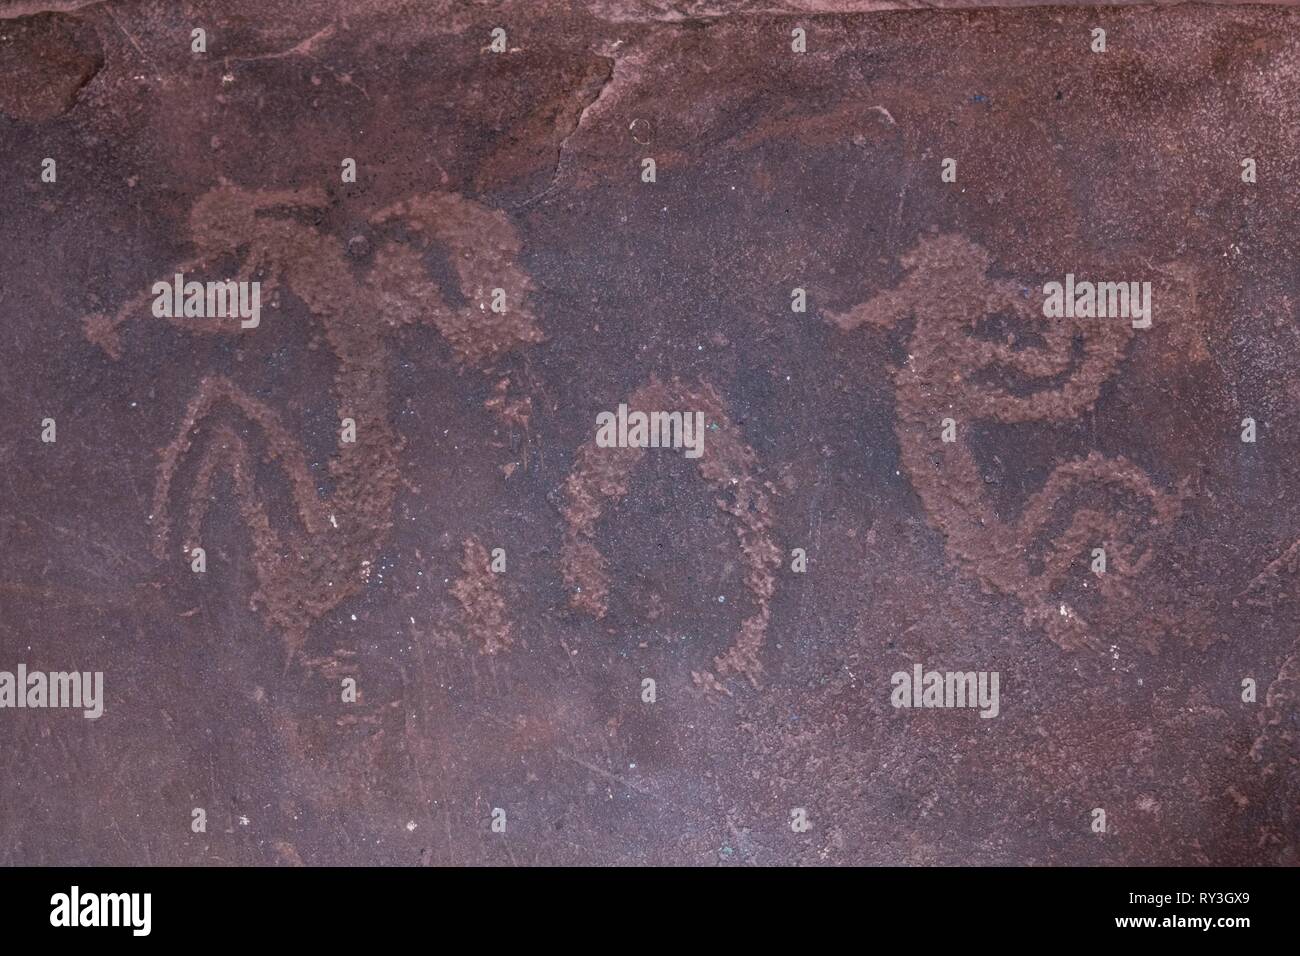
[0,0,1296,865]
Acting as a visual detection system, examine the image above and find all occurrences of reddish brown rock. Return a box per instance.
[0,0,1296,866]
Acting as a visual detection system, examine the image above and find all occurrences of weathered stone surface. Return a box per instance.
[0,0,1296,865]
[0,12,101,120]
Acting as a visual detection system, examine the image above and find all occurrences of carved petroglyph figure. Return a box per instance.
[559,377,781,687]
[83,185,542,656]
[829,234,1179,651]
[1242,546,1300,769]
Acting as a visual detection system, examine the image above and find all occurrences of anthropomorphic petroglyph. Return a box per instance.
[83,185,543,657]
[829,233,1180,652]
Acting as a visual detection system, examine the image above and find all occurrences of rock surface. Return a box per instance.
[0,0,1296,865]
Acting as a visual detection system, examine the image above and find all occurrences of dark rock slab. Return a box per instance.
[0,0,1295,865]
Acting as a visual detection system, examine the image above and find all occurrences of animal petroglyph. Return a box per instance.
[829,233,1180,652]
[559,377,781,687]
[83,185,543,656]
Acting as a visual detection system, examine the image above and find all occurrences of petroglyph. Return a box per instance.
[828,233,1180,652]
[449,537,514,656]
[83,185,542,655]
[1248,639,1298,773]
[368,192,544,365]
[1241,545,1300,771]
[1243,538,1300,608]
[559,377,781,686]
